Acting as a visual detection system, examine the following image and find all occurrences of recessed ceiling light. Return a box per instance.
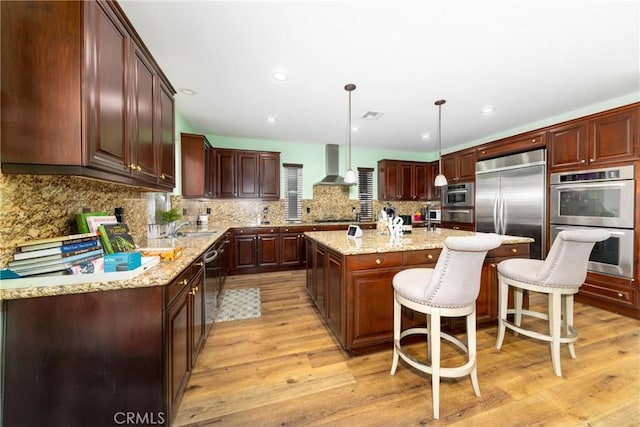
[351,126,359,132]
[480,106,495,114]
[421,133,431,140]
[180,88,196,95]
[266,116,278,124]
[273,72,288,81]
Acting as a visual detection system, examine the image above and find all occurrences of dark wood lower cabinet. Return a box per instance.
[2,259,205,427]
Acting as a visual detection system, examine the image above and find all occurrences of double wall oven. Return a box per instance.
[550,165,635,279]
[441,182,474,224]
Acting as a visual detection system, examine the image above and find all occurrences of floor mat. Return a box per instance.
[215,288,261,322]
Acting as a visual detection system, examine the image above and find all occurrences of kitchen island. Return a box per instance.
[304,228,532,355]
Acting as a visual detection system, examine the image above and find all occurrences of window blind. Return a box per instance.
[283,163,303,222]
[358,167,374,221]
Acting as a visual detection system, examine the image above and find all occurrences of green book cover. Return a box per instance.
[98,223,136,254]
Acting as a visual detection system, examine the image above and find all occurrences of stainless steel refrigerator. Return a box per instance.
[475,149,546,260]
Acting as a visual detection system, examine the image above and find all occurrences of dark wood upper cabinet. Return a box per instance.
[441,148,476,183]
[181,133,213,198]
[158,81,176,189]
[377,160,431,201]
[237,152,260,198]
[476,131,546,160]
[259,153,281,199]
[217,149,238,198]
[0,0,176,191]
[184,145,279,200]
[549,105,639,171]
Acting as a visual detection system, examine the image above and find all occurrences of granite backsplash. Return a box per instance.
[0,175,436,268]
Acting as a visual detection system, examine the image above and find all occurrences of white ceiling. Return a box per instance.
[119,0,640,154]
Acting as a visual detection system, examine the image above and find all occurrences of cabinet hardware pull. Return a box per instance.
[375,259,381,265]
[590,158,594,162]
[427,254,433,259]
[617,292,623,298]
[129,163,136,169]
[181,279,188,285]
[581,159,586,163]
[490,263,496,267]
[161,174,166,179]
[511,248,518,253]
[194,262,204,267]
[137,165,142,171]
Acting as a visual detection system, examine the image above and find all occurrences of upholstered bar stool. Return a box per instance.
[390,234,503,419]
[496,229,610,377]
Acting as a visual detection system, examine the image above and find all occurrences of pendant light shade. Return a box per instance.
[434,99,448,187]
[344,83,357,184]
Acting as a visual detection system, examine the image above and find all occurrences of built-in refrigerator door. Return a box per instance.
[500,164,546,260]
[475,171,501,234]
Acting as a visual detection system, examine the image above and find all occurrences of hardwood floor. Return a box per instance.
[173,270,640,426]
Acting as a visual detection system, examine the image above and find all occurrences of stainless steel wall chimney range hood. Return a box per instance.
[316,144,353,185]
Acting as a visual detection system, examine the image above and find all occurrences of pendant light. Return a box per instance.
[343,83,357,185]
[434,99,448,187]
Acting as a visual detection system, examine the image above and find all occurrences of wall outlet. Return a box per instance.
[206,207,211,214]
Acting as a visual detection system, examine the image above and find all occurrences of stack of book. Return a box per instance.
[8,233,105,277]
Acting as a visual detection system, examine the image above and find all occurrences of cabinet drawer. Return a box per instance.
[403,249,441,266]
[165,268,192,306]
[579,282,635,306]
[491,243,529,259]
[346,252,403,270]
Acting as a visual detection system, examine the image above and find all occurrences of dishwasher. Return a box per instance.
[203,234,228,330]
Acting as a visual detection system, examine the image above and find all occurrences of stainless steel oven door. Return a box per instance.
[441,208,474,224]
[550,180,634,228]
[442,182,474,207]
[550,225,634,279]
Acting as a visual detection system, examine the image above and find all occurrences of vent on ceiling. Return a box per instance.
[361,111,384,120]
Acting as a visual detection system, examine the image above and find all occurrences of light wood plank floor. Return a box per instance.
[174,270,640,427]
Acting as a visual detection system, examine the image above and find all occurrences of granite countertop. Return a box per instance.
[304,228,534,256]
[1,227,228,300]
[1,222,531,301]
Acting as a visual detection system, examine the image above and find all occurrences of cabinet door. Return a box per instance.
[130,46,157,184]
[237,152,259,198]
[181,134,208,197]
[413,163,429,200]
[167,288,189,411]
[548,121,589,170]
[189,267,205,365]
[590,108,639,165]
[218,150,237,198]
[441,155,457,182]
[281,233,303,266]
[315,244,327,315]
[347,268,396,350]
[233,233,258,270]
[257,233,279,267]
[85,0,129,175]
[457,150,476,181]
[377,160,399,200]
[205,148,217,198]
[158,81,176,189]
[260,153,281,199]
[398,163,413,200]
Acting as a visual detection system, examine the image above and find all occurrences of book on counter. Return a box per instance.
[12,237,102,261]
[11,249,104,277]
[16,232,98,252]
[86,215,118,233]
[75,211,109,234]
[9,244,103,268]
[98,223,136,254]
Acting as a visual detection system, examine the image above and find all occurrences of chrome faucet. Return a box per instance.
[168,221,192,238]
